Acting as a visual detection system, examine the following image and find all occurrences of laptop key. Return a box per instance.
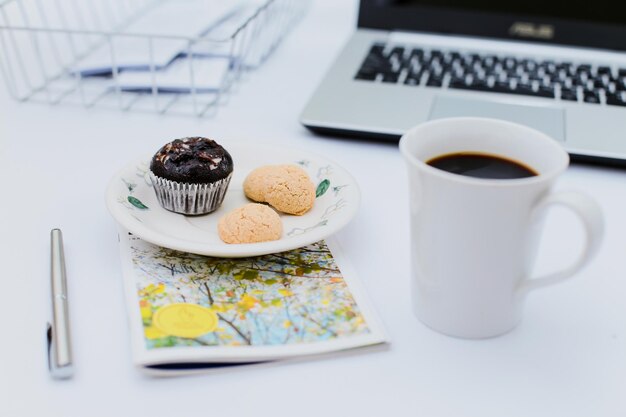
[430,65,444,76]
[369,44,385,56]
[468,53,481,63]
[528,75,544,84]
[522,60,537,71]
[508,85,537,96]
[425,76,444,87]
[490,80,514,93]
[560,88,578,101]
[606,93,626,106]
[430,50,444,59]
[471,80,493,92]
[448,78,466,89]
[535,86,556,98]
[389,46,405,57]
[539,61,557,74]
[409,48,424,60]
[583,90,601,104]
[404,74,422,86]
[449,78,491,92]
[591,79,608,89]
[452,67,466,79]
[355,71,378,81]
[382,73,400,83]
[355,58,381,80]
[360,55,388,72]
[573,74,589,85]
[442,52,458,64]
[503,57,517,69]
[448,73,465,83]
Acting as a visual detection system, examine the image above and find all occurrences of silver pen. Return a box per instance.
[47,229,74,379]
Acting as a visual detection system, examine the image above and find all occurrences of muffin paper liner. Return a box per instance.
[149,172,232,215]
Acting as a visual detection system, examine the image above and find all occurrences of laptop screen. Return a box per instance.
[391,1,625,26]
[359,0,626,51]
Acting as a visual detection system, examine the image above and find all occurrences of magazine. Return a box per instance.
[118,233,388,375]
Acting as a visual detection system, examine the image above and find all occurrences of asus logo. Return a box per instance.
[509,22,555,40]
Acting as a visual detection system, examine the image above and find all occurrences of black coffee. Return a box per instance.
[426,152,538,179]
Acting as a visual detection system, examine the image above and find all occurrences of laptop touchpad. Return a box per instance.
[429,96,565,141]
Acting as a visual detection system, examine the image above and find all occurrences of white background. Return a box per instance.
[1,1,625,416]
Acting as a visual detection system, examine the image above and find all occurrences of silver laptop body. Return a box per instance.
[301,1,626,165]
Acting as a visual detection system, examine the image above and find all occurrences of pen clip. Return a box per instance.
[47,321,73,379]
[46,322,54,372]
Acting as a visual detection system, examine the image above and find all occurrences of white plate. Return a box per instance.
[105,143,360,257]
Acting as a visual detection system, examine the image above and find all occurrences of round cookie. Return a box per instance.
[265,165,315,215]
[243,165,276,202]
[218,203,282,244]
[243,165,315,216]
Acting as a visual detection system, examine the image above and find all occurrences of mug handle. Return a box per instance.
[518,191,604,294]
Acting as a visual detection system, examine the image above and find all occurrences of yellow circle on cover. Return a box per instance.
[153,303,218,338]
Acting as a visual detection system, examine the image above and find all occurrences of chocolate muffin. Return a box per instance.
[149,137,233,215]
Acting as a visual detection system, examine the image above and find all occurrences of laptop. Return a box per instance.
[300,0,626,165]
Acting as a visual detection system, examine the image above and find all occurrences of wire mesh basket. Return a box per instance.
[0,0,308,116]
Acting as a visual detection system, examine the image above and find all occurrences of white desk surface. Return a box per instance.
[2,1,625,416]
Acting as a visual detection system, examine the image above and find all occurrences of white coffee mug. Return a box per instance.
[399,117,604,339]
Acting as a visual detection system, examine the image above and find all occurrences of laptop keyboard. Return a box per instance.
[355,43,626,107]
